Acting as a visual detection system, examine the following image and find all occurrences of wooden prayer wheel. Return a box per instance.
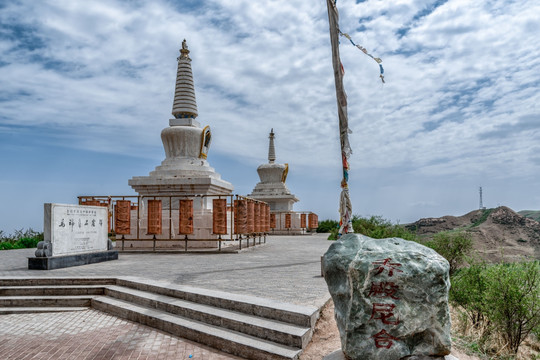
[114,200,131,235]
[270,213,276,229]
[285,213,292,229]
[234,200,247,234]
[247,201,255,233]
[300,213,306,228]
[264,204,270,232]
[261,204,266,232]
[213,199,227,235]
[81,199,100,206]
[147,199,162,235]
[259,204,264,232]
[254,202,261,233]
[178,199,193,235]
[308,213,318,229]
[99,202,112,232]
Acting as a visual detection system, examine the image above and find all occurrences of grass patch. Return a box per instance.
[471,208,494,227]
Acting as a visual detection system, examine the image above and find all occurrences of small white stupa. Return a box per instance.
[249,129,298,211]
[129,40,233,197]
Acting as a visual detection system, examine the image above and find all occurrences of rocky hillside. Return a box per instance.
[406,206,540,262]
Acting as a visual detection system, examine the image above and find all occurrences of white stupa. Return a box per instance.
[129,40,233,197]
[249,129,298,211]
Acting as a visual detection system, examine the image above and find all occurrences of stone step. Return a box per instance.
[0,277,116,287]
[92,296,302,360]
[104,285,310,348]
[0,285,105,296]
[0,307,88,315]
[116,277,318,328]
[0,295,93,308]
[0,277,316,329]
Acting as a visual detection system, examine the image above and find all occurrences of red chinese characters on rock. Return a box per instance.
[368,281,399,299]
[372,329,400,349]
[372,258,403,277]
[367,258,403,349]
[370,303,399,325]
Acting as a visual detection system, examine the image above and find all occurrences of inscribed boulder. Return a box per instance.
[322,234,451,360]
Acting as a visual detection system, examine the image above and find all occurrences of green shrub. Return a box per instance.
[317,219,339,233]
[450,261,540,354]
[17,237,40,248]
[0,228,43,250]
[450,262,489,327]
[327,228,339,240]
[327,215,418,241]
[483,261,540,353]
[352,215,417,241]
[0,241,14,250]
[1,228,43,242]
[425,231,473,275]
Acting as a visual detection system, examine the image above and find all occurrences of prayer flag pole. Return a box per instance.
[326,0,353,234]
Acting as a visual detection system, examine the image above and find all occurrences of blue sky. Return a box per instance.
[1,0,539,233]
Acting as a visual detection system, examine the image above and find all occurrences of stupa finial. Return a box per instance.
[172,39,198,119]
[268,129,276,163]
[179,39,190,60]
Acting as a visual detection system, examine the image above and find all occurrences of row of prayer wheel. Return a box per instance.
[273,213,319,229]
[233,200,271,234]
[99,198,271,236]
[145,199,234,236]
[84,198,318,235]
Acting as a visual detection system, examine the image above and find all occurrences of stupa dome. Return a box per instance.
[248,129,298,211]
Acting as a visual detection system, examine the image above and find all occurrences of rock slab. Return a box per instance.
[322,234,451,360]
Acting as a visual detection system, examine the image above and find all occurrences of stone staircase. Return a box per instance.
[0,277,319,360]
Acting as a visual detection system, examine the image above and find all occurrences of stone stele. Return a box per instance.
[322,234,451,360]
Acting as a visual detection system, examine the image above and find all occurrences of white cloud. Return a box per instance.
[1,0,539,229]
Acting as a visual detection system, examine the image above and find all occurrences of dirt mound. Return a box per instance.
[407,206,540,262]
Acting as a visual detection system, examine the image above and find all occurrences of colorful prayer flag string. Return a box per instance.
[327,0,354,235]
[339,31,385,83]
[328,0,385,236]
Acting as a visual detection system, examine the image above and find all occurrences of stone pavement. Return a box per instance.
[0,309,242,360]
[0,233,334,359]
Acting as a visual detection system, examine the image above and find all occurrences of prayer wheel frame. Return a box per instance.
[78,194,268,252]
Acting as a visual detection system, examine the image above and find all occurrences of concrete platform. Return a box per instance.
[1,234,332,307]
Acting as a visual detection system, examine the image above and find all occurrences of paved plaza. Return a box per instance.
[0,233,333,359]
[0,309,242,360]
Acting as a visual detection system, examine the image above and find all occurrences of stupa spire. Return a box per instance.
[268,129,276,164]
[172,39,198,119]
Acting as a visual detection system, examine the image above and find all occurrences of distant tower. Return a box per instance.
[479,186,485,210]
[248,129,298,211]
